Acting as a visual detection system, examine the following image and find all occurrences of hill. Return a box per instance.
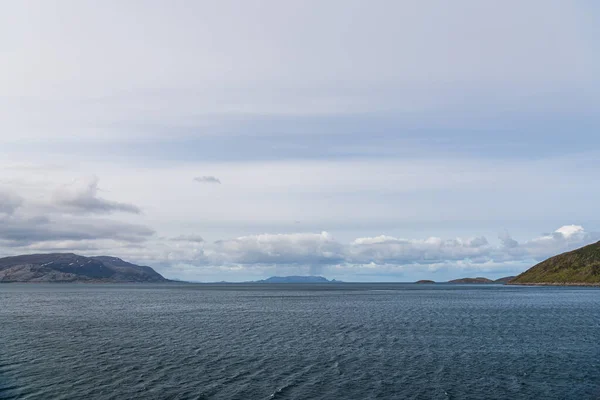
[448,277,494,284]
[254,276,338,283]
[0,253,167,283]
[510,241,600,285]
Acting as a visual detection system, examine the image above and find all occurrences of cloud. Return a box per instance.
[17,240,102,252]
[347,235,491,265]
[53,176,141,214]
[498,225,600,262]
[0,178,153,252]
[162,225,599,272]
[555,225,585,239]
[209,232,344,265]
[170,234,205,243]
[194,176,221,184]
[499,230,519,249]
[1,216,596,282]
[0,191,23,215]
[1,2,595,283]
[0,214,154,247]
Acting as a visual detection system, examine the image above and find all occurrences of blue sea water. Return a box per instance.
[0,283,599,399]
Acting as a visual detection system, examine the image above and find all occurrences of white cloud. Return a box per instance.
[554,225,585,239]
[348,235,491,265]
[140,225,599,278]
[499,225,600,262]
[116,224,595,281]
[209,232,343,265]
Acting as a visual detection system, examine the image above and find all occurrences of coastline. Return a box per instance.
[508,282,600,287]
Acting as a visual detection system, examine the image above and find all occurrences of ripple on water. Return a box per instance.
[0,284,599,399]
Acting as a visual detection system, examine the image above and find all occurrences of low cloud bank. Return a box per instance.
[1,178,597,279]
[193,225,599,267]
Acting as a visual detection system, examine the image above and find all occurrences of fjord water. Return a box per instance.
[1,284,599,399]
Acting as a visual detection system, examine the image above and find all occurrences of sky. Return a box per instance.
[1,0,599,282]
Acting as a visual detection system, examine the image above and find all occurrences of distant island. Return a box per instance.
[510,241,600,286]
[448,276,516,284]
[415,280,435,284]
[449,277,492,284]
[253,276,340,283]
[0,253,167,283]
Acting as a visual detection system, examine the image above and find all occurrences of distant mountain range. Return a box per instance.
[253,276,340,283]
[510,241,600,285]
[448,276,516,284]
[4,241,599,285]
[414,277,516,284]
[255,276,516,284]
[0,253,167,283]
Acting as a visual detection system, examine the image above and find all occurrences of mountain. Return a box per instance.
[448,277,494,284]
[510,241,600,285]
[0,253,168,283]
[254,276,338,283]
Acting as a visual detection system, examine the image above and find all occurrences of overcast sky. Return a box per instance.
[1,1,599,281]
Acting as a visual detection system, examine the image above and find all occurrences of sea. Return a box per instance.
[0,283,599,399]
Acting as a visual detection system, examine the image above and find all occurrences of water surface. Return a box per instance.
[1,283,599,399]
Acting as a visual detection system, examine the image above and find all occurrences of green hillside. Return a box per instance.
[510,241,600,285]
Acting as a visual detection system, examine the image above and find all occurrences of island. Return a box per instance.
[415,280,435,284]
[447,276,516,284]
[253,276,340,283]
[448,277,494,284]
[0,253,168,283]
[509,241,600,286]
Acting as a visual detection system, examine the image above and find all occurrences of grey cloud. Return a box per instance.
[0,214,154,247]
[3,163,67,172]
[53,176,141,214]
[194,176,221,184]
[0,191,23,215]
[499,231,519,248]
[0,180,154,256]
[17,240,102,252]
[170,234,205,243]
